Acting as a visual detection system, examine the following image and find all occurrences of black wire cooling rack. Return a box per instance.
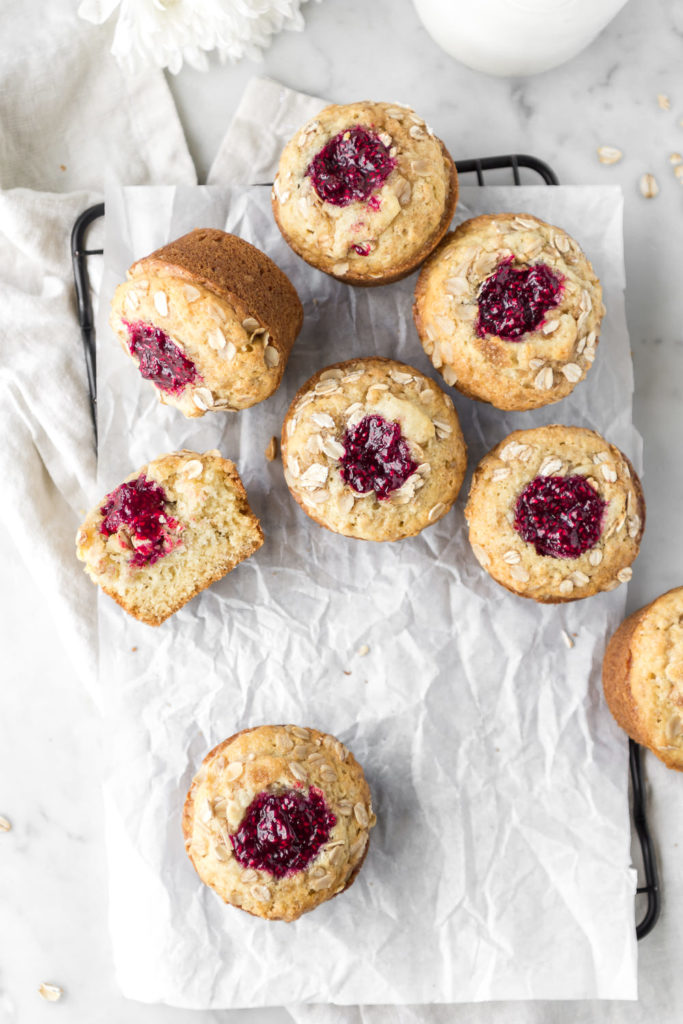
[71,153,660,940]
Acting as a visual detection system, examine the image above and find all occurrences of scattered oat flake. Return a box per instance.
[675,165,683,182]
[639,173,659,198]
[357,644,370,657]
[561,629,575,650]
[657,93,670,110]
[669,152,683,165]
[38,983,63,1002]
[0,815,11,832]
[264,436,278,462]
[597,145,622,165]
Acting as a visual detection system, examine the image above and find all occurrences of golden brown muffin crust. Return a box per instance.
[272,101,458,286]
[603,587,683,770]
[111,229,303,416]
[414,213,604,410]
[465,425,645,603]
[183,724,376,922]
[131,228,303,353]
[280,357,467,541]
[602,607,652,746]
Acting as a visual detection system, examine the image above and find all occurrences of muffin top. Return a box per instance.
[465,425,644,602]
[414,214,604,410]
[625,587,683,769]
[272,101,457,283]
[281,357,467,541]
[183,725,375,922]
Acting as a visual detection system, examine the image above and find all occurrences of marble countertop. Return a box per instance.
[3,0,682,1021]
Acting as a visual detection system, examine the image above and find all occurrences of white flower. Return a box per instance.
[78,0,319,75]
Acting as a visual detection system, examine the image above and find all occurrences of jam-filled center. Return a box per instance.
[99,474,182,567]
[514,474,606,559]
[306,126,396,207]
[476,258,563,340]
[123,318,199,394]
[230,788,336,878]
[340,414,417,499]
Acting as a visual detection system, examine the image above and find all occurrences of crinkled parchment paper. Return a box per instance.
[95,184,639,1007]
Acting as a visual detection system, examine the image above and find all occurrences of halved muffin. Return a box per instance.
[76,450,263,624]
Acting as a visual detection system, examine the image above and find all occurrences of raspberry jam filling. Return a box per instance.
[230,788,336,878]
[123,319,199,394]
[99,475,182,567]
[514,475,606,559]
[340,414,417,499]
[306,126,396,207]
[476,258,564,340]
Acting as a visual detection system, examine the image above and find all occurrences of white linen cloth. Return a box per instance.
[0,1,196,195]
[0,2,196,687]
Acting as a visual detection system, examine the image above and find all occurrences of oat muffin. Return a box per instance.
[110,228,303,416]
[183,724,376,922]
[465,425,645,602]
[603,587,683,771]
[413,213,605,410]
[281,357,467,541]
[272,101,458,286]
[76,450,263,624]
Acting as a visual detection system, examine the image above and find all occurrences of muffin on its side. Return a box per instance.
[465,425,644,603]
[110,228,303,417]
[76,450,263,625]
[183,724,376,922]
[603,587,683,771]
[281,357,467,541]
[414,213,604,410]
[272,101,458,286]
